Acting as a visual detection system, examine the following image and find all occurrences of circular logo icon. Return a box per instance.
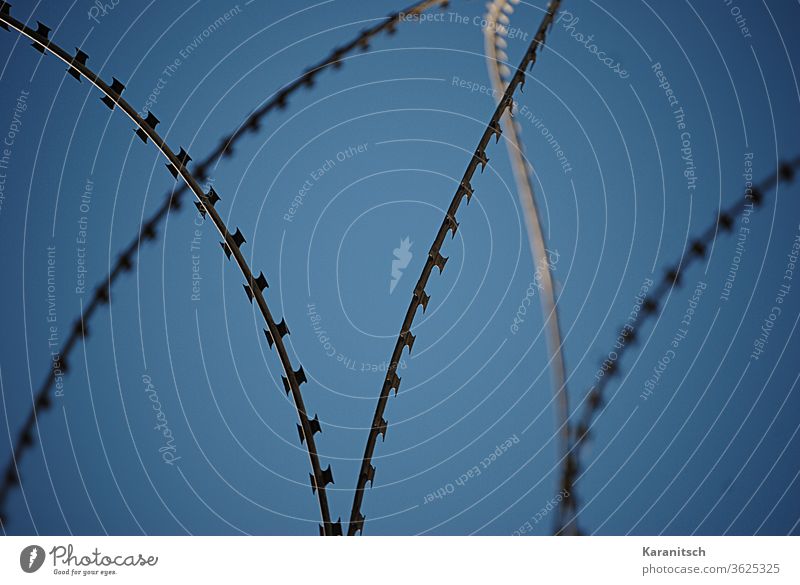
[19,545,46,573]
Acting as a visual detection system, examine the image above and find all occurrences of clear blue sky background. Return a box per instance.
[0,0,798,535]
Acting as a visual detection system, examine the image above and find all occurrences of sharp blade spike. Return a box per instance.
[0,2,10,31]
[475,149,489,172]
[67,48,88,81]
[414,287,430,313]
[460,180,474,204]
[207,187,221,206]
[445,213,459,237]
[401,330,416,353]
[376,418,388,441]
[388,371,401,396]
[231,228,246,249]
[489,120,502,143]
[364,464,376,487]
[321,465,334,487]
[353,512,365,535]
[330,519,343,536]
[243,283,255,303]
[264,318,290,349]
[430,250,448,274]
[308,414,321,436]
[100,77,125,109]
[31,21,50,53]
[254,272,269,292]
[135,111,159,143]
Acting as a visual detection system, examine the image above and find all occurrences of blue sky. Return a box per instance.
[0,0,798,535]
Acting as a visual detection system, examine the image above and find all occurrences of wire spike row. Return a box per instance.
[0,8,349,534]
[556,160,800,535]
[244,271,269,303]
[347,0,564,536]
[0,0,455,533]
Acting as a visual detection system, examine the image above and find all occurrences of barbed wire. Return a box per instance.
[346,0,564,536]
[0,4,406,535]
[0,0,452,532]
[555,157,800,535]
[484,0,573,533]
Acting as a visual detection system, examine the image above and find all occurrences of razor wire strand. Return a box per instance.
[0,4,353,535]
[555,158,800,535]
[346,0,564,536]
[0,0,452,531]
[484,0,572,532]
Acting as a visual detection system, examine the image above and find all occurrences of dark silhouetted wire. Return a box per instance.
[346,0,564,536]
